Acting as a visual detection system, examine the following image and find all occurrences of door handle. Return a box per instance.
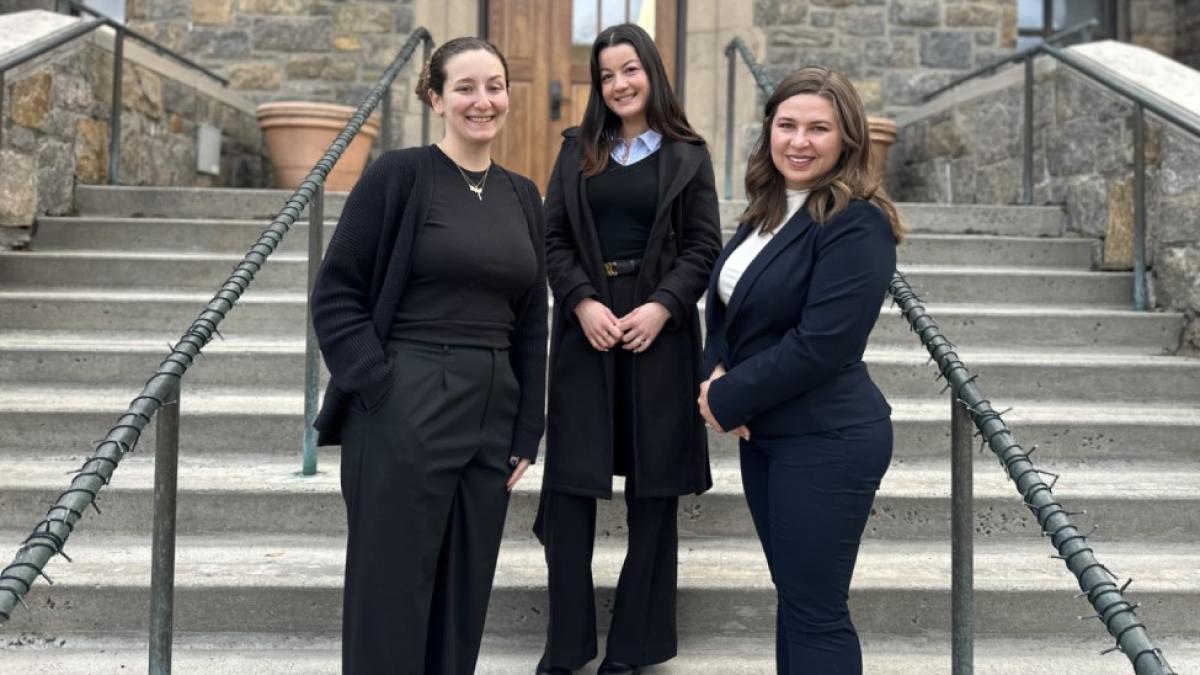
[549,80,563,120]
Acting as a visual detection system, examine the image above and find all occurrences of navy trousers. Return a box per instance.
[738,418,892,675]
[340,341,519,674]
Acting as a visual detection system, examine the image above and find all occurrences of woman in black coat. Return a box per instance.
[310,38,546,674]
[699,67,905,675]
[534,23,722,675]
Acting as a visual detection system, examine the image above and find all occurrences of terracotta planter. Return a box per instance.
[256,102,380,192]
[867,116,898,184]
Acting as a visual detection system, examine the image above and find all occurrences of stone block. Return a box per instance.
[53,72,92,115]
[928,117,966,157]
[767,26,834,48]
[333,34,362,51]
[1155,244,1200,311]
[1103,177,1134,268]
[286,55,329,79]
[882,72,954,107]
[809,10,835,27]
[842,8,885,36]
[889,0,939,27]
[238,0,305,13]
[36,136,75,216]
[10,71,53,130]
[976,31,996,46]
[974,157,1021,204]
[946,5,998,26]
[125,65,165,120]
[192,0,234,25]
[1000,4,1017,47]
[0,150,37,227]
[852,77,883,110]
[325,59,358,82]
[1152,192,1200,246]
[768,46,862,76]
[1047,116,1097,175]
[1159,127,1200,197]
[333,4,391,33]
[921,31,973,69]
[756,0,810,24]
[864,38,917,68]
[252,17,332,52]
[1063,175,1109,237]
[188,29,252,59]
[161,78,199,116]
[395,4,413,33]
[230,62,283,89]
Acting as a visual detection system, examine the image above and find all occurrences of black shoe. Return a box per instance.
[597,659,641,675]
[536,655,572,675]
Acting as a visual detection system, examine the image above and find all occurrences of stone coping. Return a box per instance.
[1,9,256,116]
[897,39,1200,129]
[0,10,80,62]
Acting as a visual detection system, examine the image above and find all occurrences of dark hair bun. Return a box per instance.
[415,61,433,106]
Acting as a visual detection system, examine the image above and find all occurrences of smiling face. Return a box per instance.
[769,93,844,190]
[597,43,650,131]
[428,49,509,146]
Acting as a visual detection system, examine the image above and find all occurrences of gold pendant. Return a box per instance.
[470,185,483,201]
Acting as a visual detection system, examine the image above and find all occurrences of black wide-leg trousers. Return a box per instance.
[739,418,892,675]
[339,340,519,675]
[536,273,680,670]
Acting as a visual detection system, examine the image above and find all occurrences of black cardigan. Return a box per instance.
[310,145,548,461]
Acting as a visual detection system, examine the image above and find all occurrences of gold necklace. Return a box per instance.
[452,161,491,201]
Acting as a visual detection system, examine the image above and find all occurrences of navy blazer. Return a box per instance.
[703,199,895,437]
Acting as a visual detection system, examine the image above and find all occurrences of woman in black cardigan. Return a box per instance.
[534,23,721,675]
[699,67,904,674]
[310,37,547,674]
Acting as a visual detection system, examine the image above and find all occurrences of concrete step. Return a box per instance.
[720,200,1066,237]
[1,456,1196,542]
[0,251,1130,303]
[31,216,337,255]
[2,335,1195,403]
[3,634,1198,674]
[2,534,1196,637]
[33,217,1096,269]
[1,388,1196,461]
[75,187,1064,238]
[0,288,1181,352]
[74,185,349,221]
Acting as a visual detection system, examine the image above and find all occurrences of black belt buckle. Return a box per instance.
[604,259,640,277]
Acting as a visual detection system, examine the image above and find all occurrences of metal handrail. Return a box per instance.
[889,271,1176,675]
[0,25,435,672]
[722,37,776,199]
[922,18,1100,102]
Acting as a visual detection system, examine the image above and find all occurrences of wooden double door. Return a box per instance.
[487,0,678,190]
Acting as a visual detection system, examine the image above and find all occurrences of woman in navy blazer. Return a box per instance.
[698,67,905,674]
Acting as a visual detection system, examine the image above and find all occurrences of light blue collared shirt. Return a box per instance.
[610,128,663,166]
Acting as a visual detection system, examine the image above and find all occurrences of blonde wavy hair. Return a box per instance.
[740,66,904,243]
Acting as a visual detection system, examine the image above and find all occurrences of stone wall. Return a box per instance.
[1,20,267,248]
[124,0,425,148]
[753,0,1017,115]
[885,42,1200,351]
[1177,0,1200,69]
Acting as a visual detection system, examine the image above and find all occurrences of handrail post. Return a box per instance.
[1022,57,1034,205]
[723,45,736,201]
[108,28,124,185]
[420,37,432,146]
[302,183,324,476]
[1133,103,1147,311]
[148,382,181,675]
[951,391,974,675]
[381,84,393,151]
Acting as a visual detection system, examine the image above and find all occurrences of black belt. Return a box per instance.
[603,258,641,277]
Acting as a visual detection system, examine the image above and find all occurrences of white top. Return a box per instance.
[717,190,809,305]
[610,128,663,166]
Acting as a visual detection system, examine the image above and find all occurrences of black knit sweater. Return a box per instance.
[310,145,548,461]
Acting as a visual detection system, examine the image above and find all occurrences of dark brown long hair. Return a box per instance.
[578,23,701,176]
[740,66,904,243]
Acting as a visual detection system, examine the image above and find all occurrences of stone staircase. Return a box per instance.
[1,185,1199,673]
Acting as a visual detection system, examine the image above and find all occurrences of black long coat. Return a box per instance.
[543,129,722,499]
